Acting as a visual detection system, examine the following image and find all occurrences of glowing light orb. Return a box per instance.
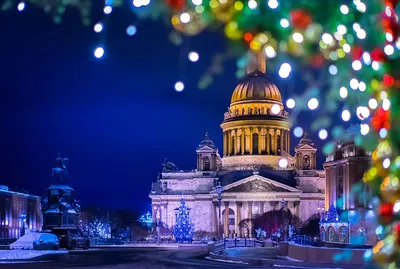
[278,158,288,168]
[248,0,257,9]
[329,65,338,75]
[280,19,289,28]
[192,0,202,5]
[104,6,112,14]
[94,47,105,59]
[383,158,391,169]
[341,109,351,121]
[382,98,391,111]
[356,2,366,12]
[307,98,319,110]
[278,69,290,78]
[271,104,281,115]
[340,4,349,14]
[386,32,393,42]
[126,25,137,36]
[356,106,370,120]
[380,128,388,138]
[384,44,394,56]
[188,51,199,62]
[368,98,378,109]
[175,81,185,92]
[358,81,366,92]
[286,98,295,109]
[267,0,278,9]
[352,60,362,71]
[322,33,334,45]
[17,2,25,11]
[293,127,304,138]
[337,25,347,35]
[362,52,371,65]
[343,44,351,53]
[180,13,191,23]
[318,129,328,140]
[349,78,359,90]
[292,33,304,43]
[353,23,361,32]
[371,61,380,70]
[339,87,348,99]
[264,46,276,58]
[356,29,366,39]
[94,23,103,33]
[280,63,291,73]
[360,124,369,135]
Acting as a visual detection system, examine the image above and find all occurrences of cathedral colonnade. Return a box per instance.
[214,199,300,238]
[222,128,290,157]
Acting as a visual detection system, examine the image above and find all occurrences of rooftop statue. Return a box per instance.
[51,153,70,182]
[161,158,177,172]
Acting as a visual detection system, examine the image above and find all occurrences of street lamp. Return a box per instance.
[216,182,223,239]
[280,199,288,241]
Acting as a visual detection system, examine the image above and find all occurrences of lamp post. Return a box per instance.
[156,207,161,244]
[280,199,288,241]
[216,182,223,239]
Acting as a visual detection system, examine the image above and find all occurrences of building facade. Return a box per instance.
[321,141,375,244]
[0,185,41,239]
[149,51,325,238]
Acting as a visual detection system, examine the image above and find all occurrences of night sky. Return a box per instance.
[1,4,325,213]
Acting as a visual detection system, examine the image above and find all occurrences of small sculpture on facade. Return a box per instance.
[161,158,177,172]
[51,153,70,182]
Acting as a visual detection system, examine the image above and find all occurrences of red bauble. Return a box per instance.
[383,74,395,86]
[379,203,394,225]
[371,48,386,62]
[371,108,390,131]
[290,10,312,30]
[352,46,363,61]
[165,0,185,11]
[385,0,398,7]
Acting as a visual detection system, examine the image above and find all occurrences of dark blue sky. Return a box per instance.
[0,4,324,213]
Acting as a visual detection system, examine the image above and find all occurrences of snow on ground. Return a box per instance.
[205,256,249,264]
[0,250,67,260]
[278,255,304,262]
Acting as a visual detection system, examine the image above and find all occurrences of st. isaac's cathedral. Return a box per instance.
[150,52,325,238]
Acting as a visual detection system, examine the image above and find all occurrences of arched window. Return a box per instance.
[338,226,349,243]
[252,133,258,154]
[202,156,210,171]
[328,226,336,242]
[231,136,235,155]
[303,155,310,170]
[320,227,326,241]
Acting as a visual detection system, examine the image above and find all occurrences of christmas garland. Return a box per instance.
[3,0,400,266]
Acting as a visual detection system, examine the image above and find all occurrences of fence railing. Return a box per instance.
[289,235,313,246]
[224,238,257,248]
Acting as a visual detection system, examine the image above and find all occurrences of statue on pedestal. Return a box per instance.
[51,153,70,182]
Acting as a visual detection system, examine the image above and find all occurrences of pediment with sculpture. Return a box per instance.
[225,179,289,193]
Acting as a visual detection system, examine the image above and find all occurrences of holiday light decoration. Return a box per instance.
[174,198,193,242]
[3,0,400,266]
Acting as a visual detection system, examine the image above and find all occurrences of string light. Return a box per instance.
[94,47,105,59]
[350,78,359,90]
[180,13,191,23]
[293,127,303,138]
[17,2,25,11]
[174,81,185,92]
[126,25,137,36]
[360,124,369,135]
[329,65,338,75]
[94,23,103,33]
[308,98,319,110]
[340,4,349,14]
[339,87,348,99]
[192,0,202,5]
[271,104,281,114]
[352,60,362,71]
[384,45,394,56]
[318,129,328,140]
[341,109,351,121]
[358,81,366,92]
[188,51,199,62]
[267,0,279,9]
[280,19,289,28]
[286,98,295,109]
[103,6,112,14]
[368,98,378,109]
[264,46,276,58]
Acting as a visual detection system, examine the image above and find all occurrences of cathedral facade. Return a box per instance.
[149,52,325,238]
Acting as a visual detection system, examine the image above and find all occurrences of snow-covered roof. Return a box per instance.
[0,186,40,198]
[47,185,74,191]
[44,208,60,213]
[67,209,77,214]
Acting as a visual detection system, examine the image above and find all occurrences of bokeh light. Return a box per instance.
[94,47,105,59]
[307,98,319,110]
[286,98,295,109]
[271,104,281,115]
[341,109,351,121]
[188,51,199,62]
[293,126,304,138]
[278,158,288,168]
[174,81,185,92]
[318,129,328,140]
[126,25,137,36]
[339,87,348,99]
[17,2,25,11]
[104,6,112,14]
[94,23,103,33]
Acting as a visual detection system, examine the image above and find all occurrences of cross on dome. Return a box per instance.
[246,49,267,74]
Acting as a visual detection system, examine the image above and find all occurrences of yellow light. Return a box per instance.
[337,49,345,58]
[171,15,180,25]
[319,40,327,49]
[250,41,261,50]
[258,33,268,43]
[210,0,218,8]
[234,1,243,10]
[339,39,346,46]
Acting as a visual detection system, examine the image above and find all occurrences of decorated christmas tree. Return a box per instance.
[174,198,193,243]
[326,205,339,222]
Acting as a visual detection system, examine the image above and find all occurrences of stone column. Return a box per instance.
[249,129,253,154]
[260,201,265,215]
[280,130,284,154]
[294,201,300,219]
[271,130,276,155]
[258,128,262,154]
[213,202,219,234]
[224,202,229,237]
[267,129,270,154]
[233,130,237,155]
[223,132,227,156]
[236,202,242,237]
[241,130,245,155]
[248,201,253,238]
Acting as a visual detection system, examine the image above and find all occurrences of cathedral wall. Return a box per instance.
[296,176,325,193]
[190,200,215,233]
[299,196,323,223]
[166,178,214,193]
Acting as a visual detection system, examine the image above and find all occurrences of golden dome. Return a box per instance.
[231,71,282,104]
